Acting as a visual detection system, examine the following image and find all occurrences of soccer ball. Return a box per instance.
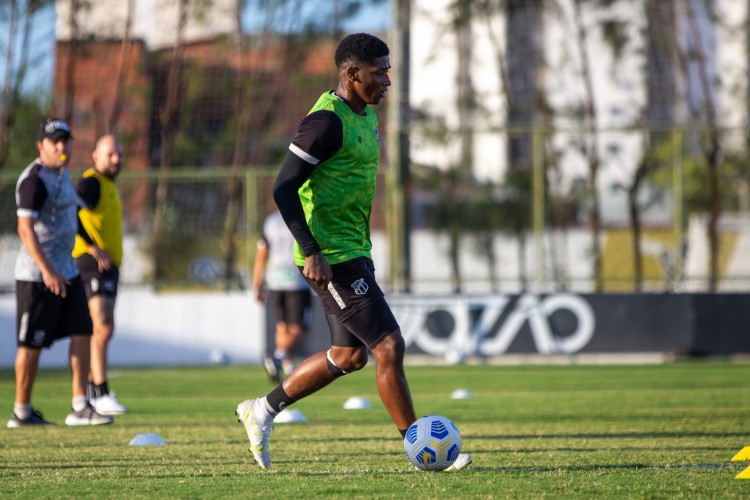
[403,415,462,471]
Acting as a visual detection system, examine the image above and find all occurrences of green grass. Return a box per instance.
[1,361,749,498]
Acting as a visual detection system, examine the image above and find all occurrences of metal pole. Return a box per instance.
[387,0,411,292]
[672,129,684,287]
[532,128,545,290]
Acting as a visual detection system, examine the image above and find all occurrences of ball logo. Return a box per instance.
[351,278,368,295]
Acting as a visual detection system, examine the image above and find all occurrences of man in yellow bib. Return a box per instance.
[73,135,127,415]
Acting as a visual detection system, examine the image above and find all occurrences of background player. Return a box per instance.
[9,118,113,427]
[73,134,128,415]
[253,209,312,382]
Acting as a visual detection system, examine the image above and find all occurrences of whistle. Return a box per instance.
[60,154,67,162]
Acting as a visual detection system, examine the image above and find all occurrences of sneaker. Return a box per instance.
[281,360,295,379]
[65,404,115,426]
[91,393,128,415]
[446,453,473,471]
[236,399,273,469]
[263,354,282,383]
[7,408,55,428]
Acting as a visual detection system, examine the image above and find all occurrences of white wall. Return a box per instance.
[0,289,264,369]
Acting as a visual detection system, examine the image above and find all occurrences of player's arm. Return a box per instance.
[76,175,111,271]
[273,110,343,288]
[252,237,269,303]
[17,174,68,296]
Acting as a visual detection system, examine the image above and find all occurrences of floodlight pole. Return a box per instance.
[387,0,412,292]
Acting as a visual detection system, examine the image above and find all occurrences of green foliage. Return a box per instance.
[649,132,750,216]
[0,96,49,172]
[0,362,748,497]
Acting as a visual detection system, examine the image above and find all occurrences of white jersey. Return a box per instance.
[259,211,309,291]
[15,160,82,282]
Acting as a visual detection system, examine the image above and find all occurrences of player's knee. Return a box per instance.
[373,330,405,363]
[327,347,368,376]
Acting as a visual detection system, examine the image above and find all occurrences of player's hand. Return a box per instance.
[254,288,266,304]
[90,245,112,272]
[42,269,69,297]
[303,253,332,289]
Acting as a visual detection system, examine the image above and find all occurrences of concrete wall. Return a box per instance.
[0,289,264,369]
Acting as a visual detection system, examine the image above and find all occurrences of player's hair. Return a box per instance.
[335,33,389,69]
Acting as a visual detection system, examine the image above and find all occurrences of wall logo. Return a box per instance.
[393,293,595,358]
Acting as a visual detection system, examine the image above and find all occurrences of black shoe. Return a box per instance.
[7,408,55,428]
[263,354,282,383]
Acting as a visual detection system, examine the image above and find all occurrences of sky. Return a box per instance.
[2,0,391,100]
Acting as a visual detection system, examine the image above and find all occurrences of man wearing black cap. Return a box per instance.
[8,118,114,427]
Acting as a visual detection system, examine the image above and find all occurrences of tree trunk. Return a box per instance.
[685,1,721,291]
[107,0,134,134]
[152,0,187,285]
[572,0,603,291]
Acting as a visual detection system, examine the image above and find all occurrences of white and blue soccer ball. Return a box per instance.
[403,415,462,471]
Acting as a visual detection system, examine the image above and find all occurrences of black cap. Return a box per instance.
[37,118,72,142]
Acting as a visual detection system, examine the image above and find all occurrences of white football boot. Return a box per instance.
[445,453,473,471]
[236,399,273,469]
[91,393,128,415]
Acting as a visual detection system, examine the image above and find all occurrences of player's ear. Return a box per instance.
[347,66,360,83]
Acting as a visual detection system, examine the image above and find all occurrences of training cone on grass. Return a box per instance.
[343,396,372,409]
[129,433,166,446]
[732,446,750,479]
[451,389,473,400]
[273,409,307,423]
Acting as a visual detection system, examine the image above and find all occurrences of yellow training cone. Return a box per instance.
[732,446,750,462]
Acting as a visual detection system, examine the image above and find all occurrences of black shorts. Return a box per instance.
[76,254,120,299]
[16,276,93,348]
[269,289,311,327]
[303,257,399,350]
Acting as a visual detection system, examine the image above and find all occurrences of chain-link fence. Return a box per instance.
[2,125,749,294]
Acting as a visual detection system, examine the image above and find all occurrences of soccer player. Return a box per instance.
[236,33,471,470]
[73,135,128,415]
[253,209,312,382]
[8,118,113,427]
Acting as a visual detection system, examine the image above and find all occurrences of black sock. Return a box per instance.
[399,428,408,438]
[94,381,110,399]
[266,384,294,413]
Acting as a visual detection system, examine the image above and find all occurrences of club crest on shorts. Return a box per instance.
[351,278,368,295]
[33,330,45,346]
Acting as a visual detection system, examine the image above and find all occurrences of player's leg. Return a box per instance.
[340,301,416,433]
[61,277,113,426]
[88,296,113,385]
[88,292,127,414]
[237,315,367,469]
[276,290,312,375]
[8,281,55,427]
[69,334,91,402]
[263,291,286,382]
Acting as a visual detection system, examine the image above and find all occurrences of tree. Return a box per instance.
[151,0,189,284]
[0,0,51,169]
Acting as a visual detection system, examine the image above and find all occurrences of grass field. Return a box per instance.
[1,360,749,498]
